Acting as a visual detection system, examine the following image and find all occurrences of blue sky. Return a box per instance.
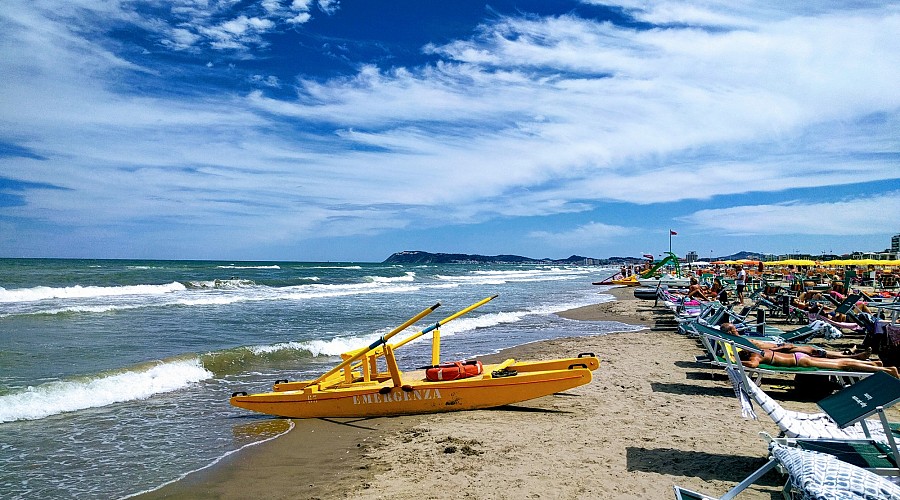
[1,0,898,262]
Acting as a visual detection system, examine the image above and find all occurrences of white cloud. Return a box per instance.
[584,1,889,27]
[146,0,328,51]
[261,0,282,14]
[1,0,899,258]
[242,8,900,209]
[678,191,900,236]
[197,15,275,50]
[529,222,635,247]
[251,74,281,87]
[317,0,339,15]
[287,13,311,24]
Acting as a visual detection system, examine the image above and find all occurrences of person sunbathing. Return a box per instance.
[685,277,710,301]
[721,323,869,360]
[721,323,899,378]
[790,290,823,311]
[807,303,854,323]
[708,277,727,302]
[827,290,873,314]
[791,294,853,322]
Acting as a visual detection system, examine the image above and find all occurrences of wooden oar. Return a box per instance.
[392,295,499,352]
[304,302,440,388]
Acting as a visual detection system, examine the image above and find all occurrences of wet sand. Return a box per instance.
[139,286,894,500]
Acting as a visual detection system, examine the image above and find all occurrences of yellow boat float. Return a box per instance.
[230,295,599,419]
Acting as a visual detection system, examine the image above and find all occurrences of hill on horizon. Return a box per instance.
[383,250,766,265]
[382,250,591,265]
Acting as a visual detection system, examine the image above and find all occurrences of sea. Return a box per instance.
[0,258,636,499]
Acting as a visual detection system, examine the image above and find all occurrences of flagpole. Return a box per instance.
[669,230,672,254]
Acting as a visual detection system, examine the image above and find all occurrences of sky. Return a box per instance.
[1,0,898,262]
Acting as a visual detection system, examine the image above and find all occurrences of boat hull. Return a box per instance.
[594,275,639,286]
[231,362,595,419]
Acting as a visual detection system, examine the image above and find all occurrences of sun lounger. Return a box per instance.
[676,301,725,333]
[806,311,863,332]
[760,292,808,324]
[656,287,704,317]
[672,443,900,499]
[681,301,830,341]
[688,322,869,385]
[805,293,867,332]
[871,301,900,323]
[725,365,897,444]
[678,303,756,335]
[765,371,900,477]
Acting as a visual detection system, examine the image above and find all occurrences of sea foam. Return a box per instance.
[0,282,186,303]
[0,360,212,423]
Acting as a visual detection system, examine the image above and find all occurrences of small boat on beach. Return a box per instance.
[595,274,639,286]
[595,252,687,287]
[230,296,599,419]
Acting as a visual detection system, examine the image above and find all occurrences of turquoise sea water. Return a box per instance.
[0,258,632,499]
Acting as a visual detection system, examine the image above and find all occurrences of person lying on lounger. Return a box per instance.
[790,291,823,310]
[720,323,869,359]
[807,303,856,323]
[721,323,899,378]
[790,294,852,322]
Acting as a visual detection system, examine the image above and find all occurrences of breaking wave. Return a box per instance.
[216,265,281,270]
[0,282,186,303]
[0,360,212,424]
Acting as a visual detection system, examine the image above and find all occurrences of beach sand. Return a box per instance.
[141,287,896,500]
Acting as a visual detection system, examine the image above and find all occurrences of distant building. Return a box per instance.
[685,251,698,263]
[893,234,899,254]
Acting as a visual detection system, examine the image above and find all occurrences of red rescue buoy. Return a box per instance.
[425,360,483,381]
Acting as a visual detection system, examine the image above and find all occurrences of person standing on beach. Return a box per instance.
[735,265,747,304]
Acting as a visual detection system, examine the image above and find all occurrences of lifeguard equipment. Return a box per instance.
[425,360,483,381]
[229,297,600,419]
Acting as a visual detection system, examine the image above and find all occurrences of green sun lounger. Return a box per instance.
[688,322,870,386]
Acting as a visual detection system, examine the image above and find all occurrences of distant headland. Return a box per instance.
[382,250,763,265]
[383,251,588,264]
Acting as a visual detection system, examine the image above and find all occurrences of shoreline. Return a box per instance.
[137,286,873,499]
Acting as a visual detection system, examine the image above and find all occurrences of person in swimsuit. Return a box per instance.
[685,277,710,301]
[720,323,871,360]
[721,322,899,378]
[710,277,727,303]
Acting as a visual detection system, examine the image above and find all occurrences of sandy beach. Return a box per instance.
[141,287,897,500]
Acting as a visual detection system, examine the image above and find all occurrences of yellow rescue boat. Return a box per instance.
[230,296,599,419]
[593,274,639,286]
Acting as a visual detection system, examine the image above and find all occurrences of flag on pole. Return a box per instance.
[670,230,677,235]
